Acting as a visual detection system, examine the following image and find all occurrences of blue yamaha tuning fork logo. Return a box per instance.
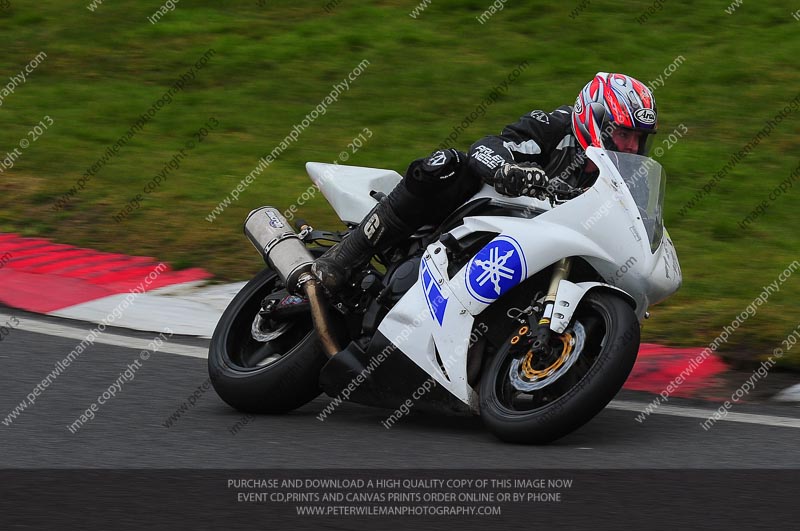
[466,236,527,304]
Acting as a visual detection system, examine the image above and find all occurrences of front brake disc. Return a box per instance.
[508,321,586,392]
[251,313,294,342]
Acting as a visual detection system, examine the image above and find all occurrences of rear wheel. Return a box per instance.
[208,266,327,413]
[479,291,640,444]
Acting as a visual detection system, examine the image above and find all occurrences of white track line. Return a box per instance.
[607,400,800,429]
[1,312,208,359]
[6,312,800,429]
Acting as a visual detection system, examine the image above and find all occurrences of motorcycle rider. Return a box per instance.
[312,72,658,293]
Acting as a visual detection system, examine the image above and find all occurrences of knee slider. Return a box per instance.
[405,149,466,195]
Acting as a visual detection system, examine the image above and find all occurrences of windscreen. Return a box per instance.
[606,151,666,252]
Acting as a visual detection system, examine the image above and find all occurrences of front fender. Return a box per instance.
[548,281,638,334]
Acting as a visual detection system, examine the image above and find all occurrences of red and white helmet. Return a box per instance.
[572,72,657,155]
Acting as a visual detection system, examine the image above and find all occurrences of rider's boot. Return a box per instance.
[313,148,467,294]
[312,198,413,294]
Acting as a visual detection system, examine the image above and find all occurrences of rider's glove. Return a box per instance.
[492,162,550,198]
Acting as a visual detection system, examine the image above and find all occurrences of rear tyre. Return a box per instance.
[208,266,327,413]
[479,291,640,444]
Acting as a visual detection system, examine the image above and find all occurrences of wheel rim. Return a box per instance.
[492,299,610,413]
[224,274,314,371]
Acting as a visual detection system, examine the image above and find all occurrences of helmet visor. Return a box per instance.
[604,122,657,156]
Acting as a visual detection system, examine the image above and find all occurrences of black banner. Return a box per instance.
[1,469,795,530]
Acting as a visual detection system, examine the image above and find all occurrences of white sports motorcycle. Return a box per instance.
[208,145,682,444]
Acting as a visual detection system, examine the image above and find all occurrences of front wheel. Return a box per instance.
[479,290,640,444]
[208,266,327,413]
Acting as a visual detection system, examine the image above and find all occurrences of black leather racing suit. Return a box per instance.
[383,105,598,232]
[466,105,597,191]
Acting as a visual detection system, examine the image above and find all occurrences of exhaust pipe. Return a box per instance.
[244,207,341,358]
[244,207,315,293]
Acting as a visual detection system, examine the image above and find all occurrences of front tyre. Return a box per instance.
[208,266,327,414]
[480,291,640,444]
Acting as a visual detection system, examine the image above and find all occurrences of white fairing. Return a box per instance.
[306,147,682,409]
[305,162,402,224]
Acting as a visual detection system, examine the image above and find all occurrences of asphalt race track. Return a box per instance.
[3,309,799,470]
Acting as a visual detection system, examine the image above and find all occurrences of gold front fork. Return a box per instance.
[531,257,572,351]
[539,257,573,328]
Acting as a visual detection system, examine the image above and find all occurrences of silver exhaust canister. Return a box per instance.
[244,207,315,293]
[243,206,341,358]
